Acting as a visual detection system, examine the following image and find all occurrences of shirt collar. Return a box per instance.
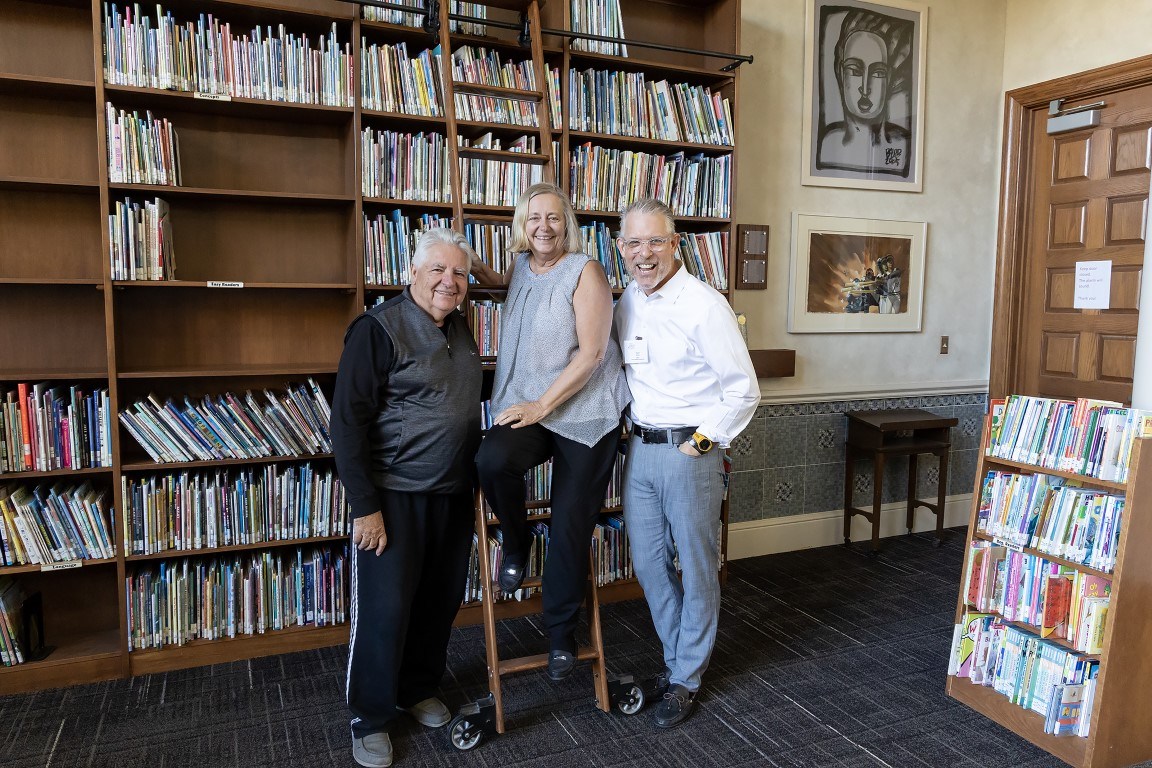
[643,261,691,302]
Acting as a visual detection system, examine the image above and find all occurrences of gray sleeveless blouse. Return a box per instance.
[491,252,629,446]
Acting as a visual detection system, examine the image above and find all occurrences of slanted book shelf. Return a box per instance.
[946,402,1152,768]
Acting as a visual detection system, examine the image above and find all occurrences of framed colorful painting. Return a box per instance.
[788,214,926,332]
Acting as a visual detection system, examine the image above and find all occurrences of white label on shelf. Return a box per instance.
[194,92,232,102]
[207,280,244,288]
[992,536,1024,553]
[42,560,82,571]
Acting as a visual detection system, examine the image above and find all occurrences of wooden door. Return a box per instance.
[994,58,1152,404]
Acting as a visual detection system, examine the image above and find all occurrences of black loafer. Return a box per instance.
[654,684,696,728]
[547,649,576,681]
[498,555,527,593]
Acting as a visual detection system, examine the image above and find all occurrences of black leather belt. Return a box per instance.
[632,425,697,444]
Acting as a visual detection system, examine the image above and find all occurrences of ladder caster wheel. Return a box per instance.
[448,714,485,751]
[615,683,645,715]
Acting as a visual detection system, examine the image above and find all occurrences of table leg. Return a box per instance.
[843,446,855,545]
[935,448,950,546]
[871,452,885,553]
[906,452,919,534]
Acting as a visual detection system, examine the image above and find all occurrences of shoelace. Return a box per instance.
[662,690,688,710]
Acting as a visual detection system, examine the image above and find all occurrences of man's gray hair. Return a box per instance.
[619,198,676,237]
[411,226,477,270]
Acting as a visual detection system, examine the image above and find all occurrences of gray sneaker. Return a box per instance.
[352,732,392,768]
[398,696,451,728]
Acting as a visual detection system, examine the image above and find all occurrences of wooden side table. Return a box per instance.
[843,408,959,553]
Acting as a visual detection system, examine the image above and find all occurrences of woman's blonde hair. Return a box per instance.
[509,182,583,255]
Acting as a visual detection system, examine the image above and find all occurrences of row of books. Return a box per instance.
[125,546,348,650]
[568,68,734,146]
[578,220,629,289]
[106,103,182,186]
[570,0,628,56]
[679,230,729,291]
[469,300,500,357]
[976,471,1124,571]
[460,157,545,207]
[1,384,112,474]
[964,542,1112,652]
[569,143,731,218]
[950,612,1098,738]
[362,0,487,35]
[360,41,444,116]
[102,5,353,106]
[451,46,538,92]
[987,395,1149,482]
[453,91,538,127]
[118,381,332,464]
[120,463,349,556]
[360,128,451,202]
[0,482,114,566]
[364,211,451,286]
[464,221,514,276]
[0,578,27,666]
[109,197,176,281]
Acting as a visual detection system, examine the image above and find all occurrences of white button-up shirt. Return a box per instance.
[614,264,760,446]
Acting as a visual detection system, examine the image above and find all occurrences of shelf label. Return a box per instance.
[42,560,82,571]
[195,92,232,102]
[992,536,1024,553]
[207,280,244,288]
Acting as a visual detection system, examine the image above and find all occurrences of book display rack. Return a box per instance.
[946,401,1152,768]
[0,0,744,693]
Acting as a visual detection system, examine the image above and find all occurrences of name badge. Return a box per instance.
[623,338,649,364]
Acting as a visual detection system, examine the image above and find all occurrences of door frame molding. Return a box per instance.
[992,53,1152,400]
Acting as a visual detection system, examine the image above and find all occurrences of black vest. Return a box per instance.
[366,291,482,494]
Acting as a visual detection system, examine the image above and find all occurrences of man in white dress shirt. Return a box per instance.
[613,198,760,729]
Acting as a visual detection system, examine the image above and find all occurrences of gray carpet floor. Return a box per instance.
[0,529,1128,767]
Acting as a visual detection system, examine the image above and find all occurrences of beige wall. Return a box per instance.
[734,0,1007,400]
[1003,0,1152,91]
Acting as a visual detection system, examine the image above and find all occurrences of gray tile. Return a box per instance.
[764,415,808,468]
[762,466,806,518]
[728,469,765,523]
[948,448,981,496]
[952,404,987,451]
[729,418,766,472]
[802,462,845,514]
[804,413,846,465]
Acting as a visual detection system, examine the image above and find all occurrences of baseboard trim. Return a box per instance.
[726,495,972,559]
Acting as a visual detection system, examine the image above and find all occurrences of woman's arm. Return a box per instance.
[470,252,515,286]
[492,259,614,427]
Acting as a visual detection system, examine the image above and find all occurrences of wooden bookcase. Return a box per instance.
[946,423,1152,768]
[0,0,744,693]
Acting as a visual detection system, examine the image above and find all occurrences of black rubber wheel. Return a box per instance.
[448,715,484,751]
[616,684,645,716]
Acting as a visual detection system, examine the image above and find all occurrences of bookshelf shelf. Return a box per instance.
[120,452,334,472]
[972,531,1114,579]
[0,627,123,695]
[981,455,1127,492]
[127,622,349,676]
[0,558,118,577]
[451,81,543,101]
[455,118,556,135]
[0,277,103,286]
[0,73,94,97]
[0,467,112,481]
[948,424,1152,768]
[0,176,99,192]
[574,208,729,224]
[108,184,356,204]
[568,130,734,154]
[102,84,355,121]
[362,196,453,209]
[360,109,448,129]
[124,535,347,562]
[0,370,108,382]
[111,281,356,291]
[960,600,1102,658]
[116,363,339,379]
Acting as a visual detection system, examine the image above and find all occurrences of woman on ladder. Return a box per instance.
[471,182,630,680]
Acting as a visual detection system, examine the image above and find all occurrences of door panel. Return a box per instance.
[1020,85,1152,403]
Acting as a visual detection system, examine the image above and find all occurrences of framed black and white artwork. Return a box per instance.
[801,0,927,191]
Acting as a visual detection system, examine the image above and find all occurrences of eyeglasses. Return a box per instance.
[620,236,674,253]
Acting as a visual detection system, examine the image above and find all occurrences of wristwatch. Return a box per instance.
[689,431,714,454]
